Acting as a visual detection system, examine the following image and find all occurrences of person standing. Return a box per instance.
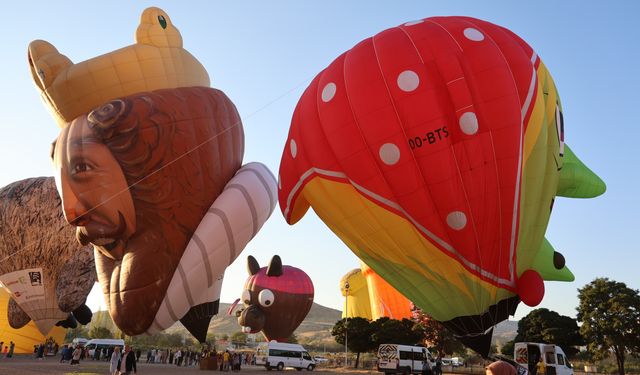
[223,350,230,371]
[109,346,121,375]
[536,357,546,375]
[59,345,68,363]
[175,348,182,366]
[118,345,137,375]
[71,346,82,365]
[7,341,15,358]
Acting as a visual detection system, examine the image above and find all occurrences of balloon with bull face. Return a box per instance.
[277,16,605,356]
[238,256,314,342]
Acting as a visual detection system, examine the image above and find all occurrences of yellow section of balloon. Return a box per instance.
[0,288,65,354]
[312,176,512,321]
[28,7,209,127]
[340,269,372,320]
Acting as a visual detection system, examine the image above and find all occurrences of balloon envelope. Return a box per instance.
[0,177,95,336]
[29,7,277,340]
[238,256,314,341]
[340,269,372,320]
[0,288,66,354]
[278,16,604,356]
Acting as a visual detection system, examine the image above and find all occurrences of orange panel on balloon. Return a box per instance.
[361,263,412,320]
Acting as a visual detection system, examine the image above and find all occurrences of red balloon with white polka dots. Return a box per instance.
[277,16,605,357]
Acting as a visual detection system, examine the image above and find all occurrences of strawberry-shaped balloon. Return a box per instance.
[237,256,314,342]
[278,16,604,356]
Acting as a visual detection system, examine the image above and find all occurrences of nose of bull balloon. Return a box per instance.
[238,304,266,331]
[517,269,545,307]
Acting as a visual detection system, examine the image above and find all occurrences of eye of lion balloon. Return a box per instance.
[555,104,565,157]
[158,15,167,29]
[241,290,251,305]
[258,289,275,307]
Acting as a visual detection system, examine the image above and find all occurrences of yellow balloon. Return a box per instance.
[0,288,65,354]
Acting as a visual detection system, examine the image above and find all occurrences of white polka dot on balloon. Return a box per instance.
[379,143,401,165]
[322,82,337,102]
[459,112,479,135]
[464,28,484,41]
[446,211,467,230]
[278,175,282,190]
[397,70,420,92]
[290,139,298,159]
[404,20,424,26]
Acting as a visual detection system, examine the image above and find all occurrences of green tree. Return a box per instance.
[230,331,247,346]
[411,306,464,355]
[331,317,375,368]
[501,340,515,357]
[65,326,89,342]
[514,308,583,357]
[286,333,298,344]
[206,333,216,345]
[577,278,640,375]
[371,317,423,348]
[89,326,114,339]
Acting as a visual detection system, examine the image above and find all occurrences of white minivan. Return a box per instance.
[514,342,573,375]
[256,342,316,371]
[377,344,434,375]
[85,338,125,357]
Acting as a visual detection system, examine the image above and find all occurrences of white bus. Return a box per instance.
[514,342,573,375]
[256,342,316,371]
[377,344,434,375]
[84,338,125,358]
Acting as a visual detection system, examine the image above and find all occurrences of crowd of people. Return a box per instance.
[53,342,256,373]
[144,347,202,367]
[202,349,256,371]
[0,341,15,358]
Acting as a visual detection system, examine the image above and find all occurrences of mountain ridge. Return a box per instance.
[88,302,517,348]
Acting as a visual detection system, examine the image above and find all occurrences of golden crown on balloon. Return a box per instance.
[27,7,210,127]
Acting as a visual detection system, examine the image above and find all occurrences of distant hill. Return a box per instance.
[88,303,517,350]
[492,319,518,347]
[89,301,342,342]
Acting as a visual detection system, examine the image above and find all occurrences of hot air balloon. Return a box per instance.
[340,269,373,320]
[28,7,277,341]
[340,265,413,320]
[0,288,66,354]
[361,263,413,320]
[238,256,314,342]
[278,16,605,356]
[0,177,95,335]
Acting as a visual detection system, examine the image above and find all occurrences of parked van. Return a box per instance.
[377,344,434,375]
[71,337,88,346]
[514,342,573,375]
[255,342,316,371]
[85,338,125,358]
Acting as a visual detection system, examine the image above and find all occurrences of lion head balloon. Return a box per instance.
[28,7,277,341]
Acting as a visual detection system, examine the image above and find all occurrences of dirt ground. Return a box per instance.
[0,355,381,375]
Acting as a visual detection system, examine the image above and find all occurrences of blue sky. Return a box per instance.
[1,1,638,322]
